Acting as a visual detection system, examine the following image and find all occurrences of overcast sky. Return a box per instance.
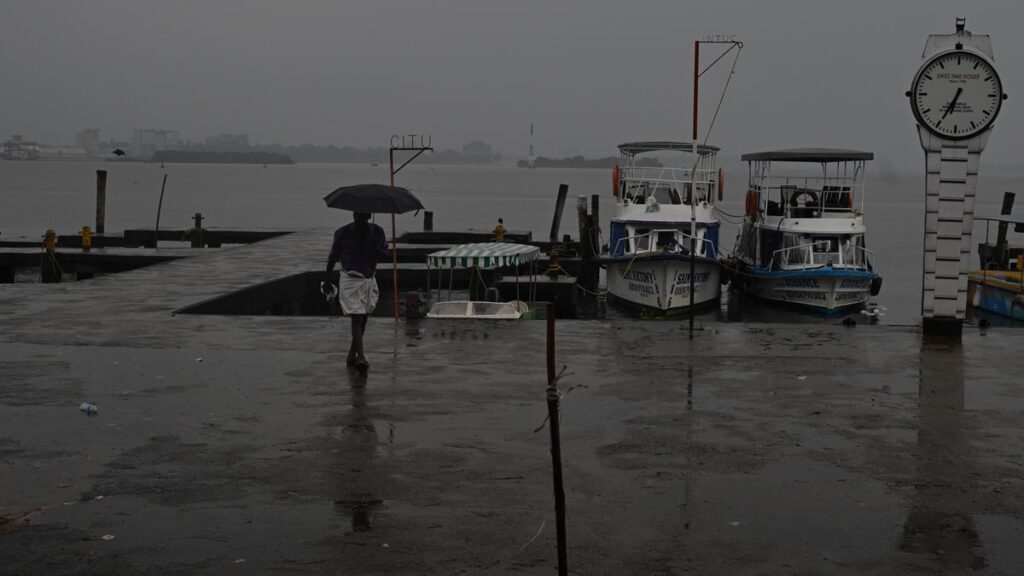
[3,1,1024,168]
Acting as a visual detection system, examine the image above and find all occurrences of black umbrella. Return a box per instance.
[323,183,424,214]
[323,183,426,321]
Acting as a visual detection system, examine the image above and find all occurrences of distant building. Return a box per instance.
[75,128,101,156]
[131,129,182,159]
[1,135,40,160]
[37,146,89,161]
[204,133,250,152]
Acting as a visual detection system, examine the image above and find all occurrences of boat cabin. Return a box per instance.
[608,141,722,261]
[736,149,874,272]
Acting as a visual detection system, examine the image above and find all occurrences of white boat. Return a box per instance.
[425,243,540,320]
[727,149,881,314]
[601,141,723,315]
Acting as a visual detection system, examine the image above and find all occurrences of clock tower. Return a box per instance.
[908,18,1006,336]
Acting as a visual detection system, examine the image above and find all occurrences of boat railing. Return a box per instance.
[768,240,833,270]
[758,178,860,217]
[623,165,718,180]
[613,228,715,258]
[769,241,875,270]
[849,244,875,270]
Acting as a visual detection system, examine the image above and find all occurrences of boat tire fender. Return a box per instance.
[870,276,883,297]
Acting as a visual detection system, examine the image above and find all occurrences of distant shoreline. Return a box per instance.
[517,156,662,169]
[151,150,294,165]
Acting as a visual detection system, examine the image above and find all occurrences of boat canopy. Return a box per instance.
[427,243,541,269]
[618,141,720,156]
[741,148,874,163]
[975,213,1024,225]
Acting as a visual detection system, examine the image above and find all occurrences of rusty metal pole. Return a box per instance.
[545,302,568,576]
[689,41,700,339]
[390,148,399,321]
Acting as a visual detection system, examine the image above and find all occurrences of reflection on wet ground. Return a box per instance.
[900,335,985,570]
[335,367,383,534]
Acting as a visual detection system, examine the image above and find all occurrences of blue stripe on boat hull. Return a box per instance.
[731,264,877,314]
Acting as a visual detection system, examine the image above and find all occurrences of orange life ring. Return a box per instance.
[790,189,818,206]
[745,190,759,217]
[612,164,621,198]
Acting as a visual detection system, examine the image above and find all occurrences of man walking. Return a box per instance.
[324,212,389,371]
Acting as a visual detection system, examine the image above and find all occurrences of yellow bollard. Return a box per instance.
[1017,254,1023,272]
[81,226,91,252]
[41,229,60,283]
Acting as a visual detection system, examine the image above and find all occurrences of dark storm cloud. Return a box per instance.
[2,0,1022,167]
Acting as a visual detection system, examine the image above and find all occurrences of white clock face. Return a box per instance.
[911,50,1003,139]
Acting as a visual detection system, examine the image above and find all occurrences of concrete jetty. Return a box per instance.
[2,229,1023,574]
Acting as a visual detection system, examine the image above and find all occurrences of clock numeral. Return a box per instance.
[924,74,932,81]
[984,76,992,81]
[971,121,976,129]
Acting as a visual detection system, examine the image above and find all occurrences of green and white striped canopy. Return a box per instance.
[427,243,541,270]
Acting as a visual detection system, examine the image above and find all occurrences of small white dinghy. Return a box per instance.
[426,300,530,320]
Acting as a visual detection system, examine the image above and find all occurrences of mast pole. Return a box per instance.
[689,40,699,339]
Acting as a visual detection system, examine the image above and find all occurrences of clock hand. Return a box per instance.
[942,87,964,119]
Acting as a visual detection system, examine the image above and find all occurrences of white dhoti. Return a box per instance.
[337,270,379,315]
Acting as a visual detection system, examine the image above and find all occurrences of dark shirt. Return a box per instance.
[328,222,389,277]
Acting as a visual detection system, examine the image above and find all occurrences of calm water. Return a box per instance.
[1,160,1021,325]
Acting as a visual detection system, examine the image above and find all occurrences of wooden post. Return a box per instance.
[423,210,434,231]
[95,170,107,235]
[154,174,168,248]
[576,196,597,292]
[994,191,1016,267]
[549,184,569,243]
[547,250,560,280]
[545,303,568,576]
[191,213,204,248]
[590,194,600,238]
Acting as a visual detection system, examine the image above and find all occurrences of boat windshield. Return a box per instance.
[776,233,868,269]
[623,226,707,256]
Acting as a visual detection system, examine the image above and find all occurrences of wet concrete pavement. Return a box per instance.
[2,230,1024,575]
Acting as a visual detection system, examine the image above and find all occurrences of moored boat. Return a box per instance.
[601,141,723,315]
[425,242,540,320]
[725,149,881,314]
[969,213,1024,321]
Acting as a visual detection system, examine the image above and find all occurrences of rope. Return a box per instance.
[714,206,746,221]
[702,44,742,147]
[472,265,489,297]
